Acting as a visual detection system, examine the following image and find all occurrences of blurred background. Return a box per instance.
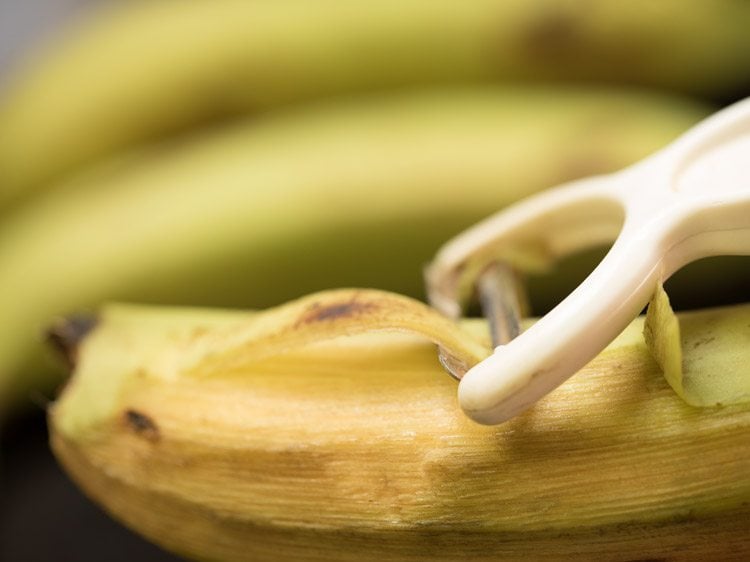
[1,1,748,560]
[0,0,101,79]
[0,3,196,560]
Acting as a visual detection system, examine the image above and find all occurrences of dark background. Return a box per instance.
[1,411,180,561]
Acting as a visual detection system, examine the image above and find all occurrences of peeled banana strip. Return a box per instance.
[645,284,750,407]
[0,88,709,414]
[50,289,750,561]
[1,0,748,201]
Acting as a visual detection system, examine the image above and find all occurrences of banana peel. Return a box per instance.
[49,288,750,561]
[0,87,712,414]
[645,284,750,407]
[1,0,748,201]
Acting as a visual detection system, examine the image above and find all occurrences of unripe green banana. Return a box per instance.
[0,88,712,414]
[1,0,748,203]
[48,290,750,561]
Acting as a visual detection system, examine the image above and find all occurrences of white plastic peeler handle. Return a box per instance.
[427,97,750,425]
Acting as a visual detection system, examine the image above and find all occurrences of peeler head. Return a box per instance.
[426,96,750,425]
[424,178,626,321]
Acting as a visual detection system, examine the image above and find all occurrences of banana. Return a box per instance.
[1,0,748,203]
[0,88,712,415]
[49,289,750,561]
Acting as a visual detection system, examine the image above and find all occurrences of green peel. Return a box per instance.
[645,283,750,407]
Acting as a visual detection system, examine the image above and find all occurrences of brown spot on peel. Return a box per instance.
[297,295,378,326]
[518,8,646,77]
[46,314,99,369]
[124,409,160,442]
[524,10,581,59]
[692,336,716,349]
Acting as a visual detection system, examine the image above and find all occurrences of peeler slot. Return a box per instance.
[476,262,524,348]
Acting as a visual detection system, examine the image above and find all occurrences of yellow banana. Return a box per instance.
[49,289,750,561]
[0,88,711,414]
[1,0,748,203]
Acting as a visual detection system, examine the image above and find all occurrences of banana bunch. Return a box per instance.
[1,0,748,416]
[0,88,713,415]
[0,0,748,205]
[48,288,750,561]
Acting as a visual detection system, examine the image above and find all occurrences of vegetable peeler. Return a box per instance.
[426,96,750,425]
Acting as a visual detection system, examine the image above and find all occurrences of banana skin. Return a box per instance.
[0,0,748,202]
[49,293,750,561]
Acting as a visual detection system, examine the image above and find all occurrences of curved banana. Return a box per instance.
[49,290,750,561]
[1,0,748,203]
[0,88,710,414]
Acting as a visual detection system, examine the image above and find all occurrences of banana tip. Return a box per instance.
[46,314,99,369]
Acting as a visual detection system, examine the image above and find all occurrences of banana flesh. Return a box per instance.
[1,0,748,201]
[49,290,750,561]
[0,88,710,414]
